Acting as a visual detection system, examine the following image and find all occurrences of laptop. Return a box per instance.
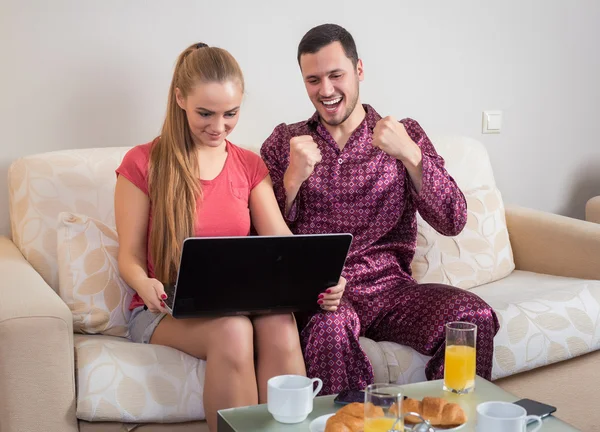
[162,233,353,318]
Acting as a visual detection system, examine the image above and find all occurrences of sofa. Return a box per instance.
[587,196,600,224]
[1,136,599,432]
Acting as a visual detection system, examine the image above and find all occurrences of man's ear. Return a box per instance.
[175,88,186,110]
[356,59,364,82]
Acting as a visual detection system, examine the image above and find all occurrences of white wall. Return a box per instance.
[1,0,599,237]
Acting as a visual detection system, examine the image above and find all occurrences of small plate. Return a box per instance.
[309,413,466,432]
[437,424,466,431]
[309,413,335,432]
[406,423,466,431]
[434,424,466,431]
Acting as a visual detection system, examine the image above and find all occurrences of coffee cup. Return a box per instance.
[476,401,543,432]
[267,375,323,423]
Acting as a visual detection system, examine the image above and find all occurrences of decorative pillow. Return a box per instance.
[57,212,134,337]
[75,335,206,422]
[411,186,515,289]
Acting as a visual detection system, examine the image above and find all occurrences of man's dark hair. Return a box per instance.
[297,24,359,67]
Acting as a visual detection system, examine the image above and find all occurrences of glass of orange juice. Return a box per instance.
[364,384,404,432]
[443,321,477,394]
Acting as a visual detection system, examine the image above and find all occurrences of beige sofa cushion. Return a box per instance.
[57,212,133,337]
[472,270,600,379]
[370,271,600,385]
[412,186,515,288]
[75,335,207,422]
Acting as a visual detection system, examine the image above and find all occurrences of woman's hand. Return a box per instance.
[135,278,167,313]
[318,276,346,312]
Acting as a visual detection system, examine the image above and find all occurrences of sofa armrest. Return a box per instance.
[505,205,600,280]
[586,196,600,224]
[0,237,78,432]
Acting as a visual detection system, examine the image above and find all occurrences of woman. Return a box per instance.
[114,42,345,431]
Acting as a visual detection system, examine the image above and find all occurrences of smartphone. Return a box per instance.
[163,284,175,314]
[513,398,557,421]
[142,294,173,316]
[334,389,365,405]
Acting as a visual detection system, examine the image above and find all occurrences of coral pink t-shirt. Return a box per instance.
[116,140,269,310]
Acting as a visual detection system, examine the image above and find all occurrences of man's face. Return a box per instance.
[300,42,364,127]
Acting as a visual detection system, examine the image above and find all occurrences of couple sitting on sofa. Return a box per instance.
[114,23,499,431]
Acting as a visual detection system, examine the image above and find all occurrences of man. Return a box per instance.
[261,23,499,395]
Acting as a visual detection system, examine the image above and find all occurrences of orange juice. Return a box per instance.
[444,345,476,391]
[364,417,403,432]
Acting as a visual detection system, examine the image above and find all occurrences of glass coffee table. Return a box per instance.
[217,376,580,431]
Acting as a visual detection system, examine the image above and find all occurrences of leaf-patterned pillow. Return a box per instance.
[57,212,134,337]
[411,186,515,289]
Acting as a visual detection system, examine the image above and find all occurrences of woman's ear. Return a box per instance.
[175,88,186,110]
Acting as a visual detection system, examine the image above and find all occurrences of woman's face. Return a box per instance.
[176,80,243,148]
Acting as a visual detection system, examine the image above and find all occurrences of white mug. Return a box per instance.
[267,375,323,423]
[476,401,543,432]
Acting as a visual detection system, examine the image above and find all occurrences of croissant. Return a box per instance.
[325,412,364,432]
[324,397,467,431]
[324,402,386,432]
[397,396,467,428]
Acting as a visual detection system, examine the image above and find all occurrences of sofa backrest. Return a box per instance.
[9,147,130,291]
[7,136,496,292]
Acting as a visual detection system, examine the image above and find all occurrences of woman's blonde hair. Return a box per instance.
[148,43,244,284]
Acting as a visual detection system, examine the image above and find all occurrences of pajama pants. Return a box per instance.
[297,282,499,395]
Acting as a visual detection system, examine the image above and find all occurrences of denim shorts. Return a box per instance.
[128,306,167,344]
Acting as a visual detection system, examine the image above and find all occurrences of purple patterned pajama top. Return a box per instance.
[261,105,468,308]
